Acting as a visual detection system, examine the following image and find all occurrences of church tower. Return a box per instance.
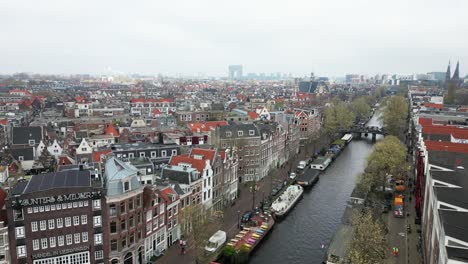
[445,61,451,82]
[452,61,460,81]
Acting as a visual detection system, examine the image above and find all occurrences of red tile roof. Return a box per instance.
[425,140,468,153]
[57,155,74,166]
[423,103,443,110]
[93,149,112,162]
[248,111,258,120]
[190,148,216,165]
[188,121,228,133]
[219,150,226,161]
[157,98,174,103]
[75,96,84,103]
[170,155,206,174]
[422,124,468,139]
[159,187,178,204]
[131,98,147,104]
[104,123,119,137]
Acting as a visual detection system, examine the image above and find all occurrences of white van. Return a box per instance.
[205,230,227,253]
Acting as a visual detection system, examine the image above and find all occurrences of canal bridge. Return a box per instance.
[342,125,387,142]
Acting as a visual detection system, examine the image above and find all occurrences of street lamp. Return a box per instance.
[237,210,241,229]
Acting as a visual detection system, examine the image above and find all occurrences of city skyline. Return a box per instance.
[1,0,468,77]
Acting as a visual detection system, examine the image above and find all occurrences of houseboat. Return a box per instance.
[310,156,332,171]
[341,134,353,144]
[296,169,320,188]
[270,185,304,218]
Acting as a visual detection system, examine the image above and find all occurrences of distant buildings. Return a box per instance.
[228,65,243,80]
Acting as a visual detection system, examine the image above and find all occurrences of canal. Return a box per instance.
[249,113,383,264]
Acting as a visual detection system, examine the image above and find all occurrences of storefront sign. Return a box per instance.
[14,191,101,207]
[32,246,89,259]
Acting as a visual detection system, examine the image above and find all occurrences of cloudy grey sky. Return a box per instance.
[1,0,467,77]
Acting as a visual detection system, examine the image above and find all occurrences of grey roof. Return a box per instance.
[111,142,178,152]
[12,126,43,145]
[446,247,468,262]
[105,157,141,196]
[439,210,468,244]
[161,166,199,185]
[219,123,260,139]
[10,147,35,161]
[12,170,91,195]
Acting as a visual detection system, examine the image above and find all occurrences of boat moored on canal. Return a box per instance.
[310,156,333,171]
[296,169,320,188]
[270,185,304,218]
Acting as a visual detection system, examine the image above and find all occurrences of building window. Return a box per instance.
[162,150,167,157]
[50,237,56,248]
[31,221,38,232]
[130,233,135,245]
[238,131,243,136]
[73,216,80,226]
[81,215,87,225]
[129,216,134,228]
[82,232,88,242]
[129,153,134,158]
[109,204,116,216]
[111,240,118,251]
[15,226,25,239]
[48,219,55,229]
[151,151,157,158]
[121,236,127,248]
[120,202,126,213]
[33,239,39,250]
[40,220,46,231]
[93,200,101,209]
[226,131,232,137]
[16,245,26,258]
[110,222,117,233]
[93,216,102,227]
[95,250,103,260]
[74,233,80,244]
[137,196,141,207]
[129,199,134,210]
[41,238,48,249]
[29,139,35,146]
[66,234,72,245]
[58,236,64,246]
[121,219,126,231]
[18,156,24,161]
[249,130,255,136]
[172,149,177,156]
[160,216,164,226]
[140,152,145,157]
[65,217,71,227]
[57,218,63,228]
[13,209,23,221]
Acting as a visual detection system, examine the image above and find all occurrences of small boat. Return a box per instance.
[270,185,304,218]
[296,169,320,188]
[310,156,332,171]
[341,134,353,144]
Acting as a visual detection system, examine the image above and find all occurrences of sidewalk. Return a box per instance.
[157,134,329,264]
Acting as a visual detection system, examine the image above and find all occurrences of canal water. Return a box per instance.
[249,114,383,264]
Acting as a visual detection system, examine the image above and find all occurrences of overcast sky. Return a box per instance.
[1,0,467,77]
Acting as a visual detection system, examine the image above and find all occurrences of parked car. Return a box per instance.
[270,187,280,197]
[241,211,253,223]
[289,172,297,180]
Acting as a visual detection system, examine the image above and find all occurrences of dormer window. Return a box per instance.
[238,131,243,136]
[249,130,255,136]
[124,181,130,192]
[29,140,35,146]
[226,131,232,137]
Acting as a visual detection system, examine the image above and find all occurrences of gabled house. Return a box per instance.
[76,138,93,163]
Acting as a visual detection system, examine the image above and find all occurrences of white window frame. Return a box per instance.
[93,216,102,227]
[41,238,48,249]
[95,250,103,260]
[15,226,25,239]
[50,237,56,248]
[82,232,88,242]
[74,233,80,244]
[129,153,135,158]
[31,221,38,232]
[161,150,167,157]
[28,139,35,146]
[249,130,255,136]
[48,219,55,229]
[65,217,71,227]
[40,220,46,231]
[94,233,103,245]
[33,239,39,250]
[151,151,157,158]
[93,199,101,209]
[81,215,87,225]
[58,236,64,246]
[57,218,63,228]
[66,234,72,245]
[238,131,243,136]
[73,216,80,226]
[17,245,26,258]
[172,149,177,156]
[140,152,145,157]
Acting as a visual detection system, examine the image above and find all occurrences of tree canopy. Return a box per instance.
[352,97,371,120]
[323,101,355,139]
[381,96,408,138]
[347,209,387,264]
